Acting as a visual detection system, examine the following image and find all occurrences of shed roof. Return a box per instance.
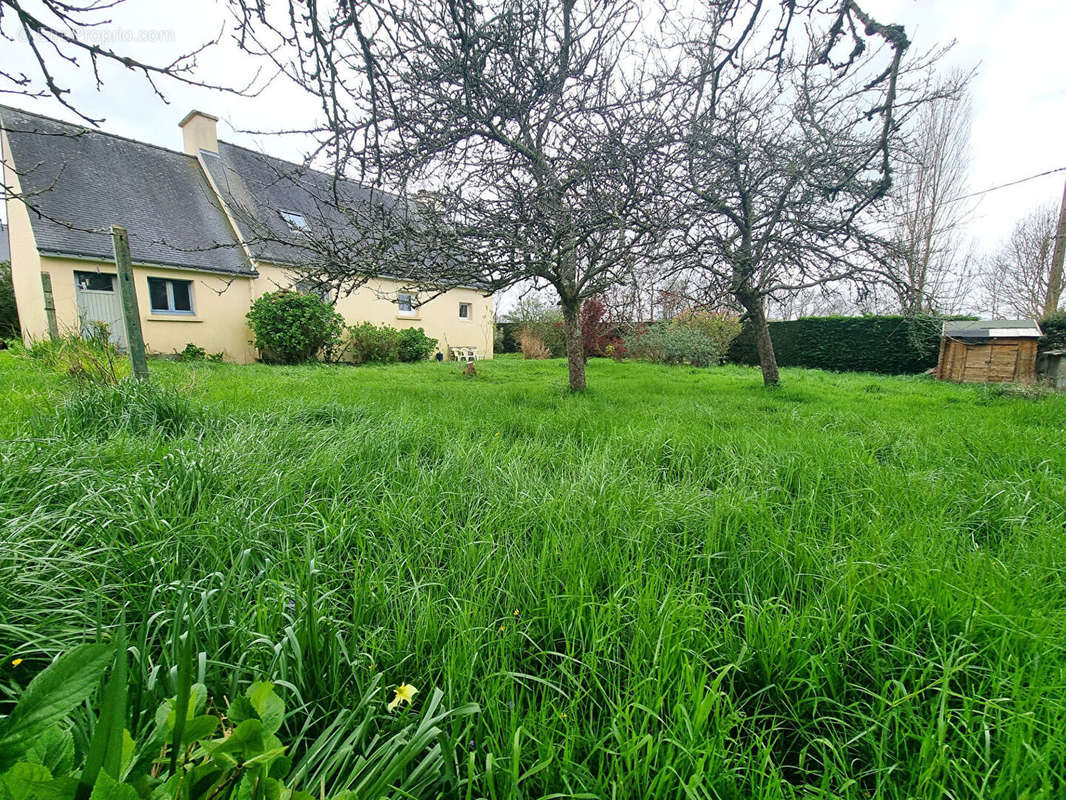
[943,319,1042,339]
[0,105,254,275]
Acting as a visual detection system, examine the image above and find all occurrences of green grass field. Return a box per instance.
[2,352,1065,798]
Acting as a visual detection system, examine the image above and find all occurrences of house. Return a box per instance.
[0,106,494,362]
[935,319,1041,384]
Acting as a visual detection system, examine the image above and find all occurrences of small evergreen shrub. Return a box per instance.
[1039,311,1066,351]
[397,327,438,362]
[625,323,719,366]
[348,322,400,364]
[247,290,344,364]
[671,310,741,363]
[0,260,19,338]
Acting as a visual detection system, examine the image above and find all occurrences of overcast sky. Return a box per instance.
[3,0,1065,256]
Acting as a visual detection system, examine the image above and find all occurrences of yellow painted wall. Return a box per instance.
[255,264,495,359]
[3,128,48,344]
[36,256,260,362]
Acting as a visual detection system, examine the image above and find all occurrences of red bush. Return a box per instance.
[580,297,612,358]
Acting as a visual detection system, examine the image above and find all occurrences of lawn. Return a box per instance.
[1,352,1065,798]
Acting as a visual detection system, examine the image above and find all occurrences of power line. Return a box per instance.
[943,166,1066,205]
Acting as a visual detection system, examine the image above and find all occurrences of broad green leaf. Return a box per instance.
[0,763,53,800]
[86,772,137,800]
[225,696,255,725]
[179,716,218,746]
[22,728,74,776]
[246,683,284,735]
[0,645,112,761]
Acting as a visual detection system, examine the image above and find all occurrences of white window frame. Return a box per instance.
[397,292,415,314]
[458,302,472,320]
[148,277,195,315]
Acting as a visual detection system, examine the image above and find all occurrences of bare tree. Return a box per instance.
[882,75,975,314]
[981,203,1062,318]
[667,2,953,385]
[228,0,672,392]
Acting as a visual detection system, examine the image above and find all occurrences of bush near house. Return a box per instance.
[247,290,345,364]
[347,323,438,364]
[0,260,19,339]
[728,314,978,374]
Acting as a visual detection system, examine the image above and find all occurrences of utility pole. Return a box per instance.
[111,225,149,380]
[1046,175,1066,316]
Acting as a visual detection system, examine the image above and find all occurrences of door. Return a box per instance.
[74,271,127,350]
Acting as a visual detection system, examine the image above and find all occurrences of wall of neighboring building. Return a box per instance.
[36,255,260,362]
[255,264,495,359]
[2,127,47,344]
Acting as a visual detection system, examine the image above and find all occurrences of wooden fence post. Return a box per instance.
[40,272,60,339]
[111,225,149,380]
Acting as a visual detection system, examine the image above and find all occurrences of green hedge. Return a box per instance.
[1039,311,1066,351]
[727,314,977,375]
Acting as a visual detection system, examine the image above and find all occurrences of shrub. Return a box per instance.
[348,322,400,364]
[397,327,438,362]
[671,310,741,363]
[505,296,566,356]
[247,290,344,364]
[580,297,612,358]
[518,327,551,359]
[624,323,719,367]
[180,342,207,361]
[0,260,18,338]
[727,314,977,374]
[1039,310,1066,351]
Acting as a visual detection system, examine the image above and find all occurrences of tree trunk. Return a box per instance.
[1046,175,1066,316]
[562,301,587,392]
[738,293,779,386]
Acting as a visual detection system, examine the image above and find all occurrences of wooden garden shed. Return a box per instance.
[936,319,1042,384]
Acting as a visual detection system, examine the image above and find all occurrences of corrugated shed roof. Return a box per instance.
[0,105,253,275]
[943,319,1042,338]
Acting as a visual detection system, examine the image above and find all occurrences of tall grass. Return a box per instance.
[2,353,1065,798]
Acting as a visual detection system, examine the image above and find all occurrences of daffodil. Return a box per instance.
[388,683,418,711]
[11,658,23,667]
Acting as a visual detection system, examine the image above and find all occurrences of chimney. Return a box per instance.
[179,110,218,156]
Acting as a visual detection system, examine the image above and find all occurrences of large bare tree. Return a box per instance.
[667,1,953,385]
[229,0,672,392]
[981,202,1063,318]
[882,75,975,314]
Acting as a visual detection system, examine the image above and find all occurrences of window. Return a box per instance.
[397,292,414,314]
[148,277,194,314]
[75,271,115,291]
[458,302,472,320]
[280,210,308,231]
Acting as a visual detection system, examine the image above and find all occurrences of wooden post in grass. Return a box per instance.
[111,225,149,380]
[40,272,59,339]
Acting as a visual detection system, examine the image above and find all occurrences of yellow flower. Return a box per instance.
[512,609,520,617]
[11,658,23,667]
[388,683,418,711]
[499,625,506,633]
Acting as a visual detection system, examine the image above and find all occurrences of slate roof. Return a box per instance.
[200,141,403,268]
[0,105,253,275]
[943,319,1042,339]
[0,223,9,264]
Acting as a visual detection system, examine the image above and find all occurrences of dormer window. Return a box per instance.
[280,210,308,231]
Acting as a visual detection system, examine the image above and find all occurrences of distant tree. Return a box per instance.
[667,2,954,385]
[882,76,976,314]
[981,203,1063,318]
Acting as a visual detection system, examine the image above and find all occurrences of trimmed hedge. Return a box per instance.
[727,314,977,375]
